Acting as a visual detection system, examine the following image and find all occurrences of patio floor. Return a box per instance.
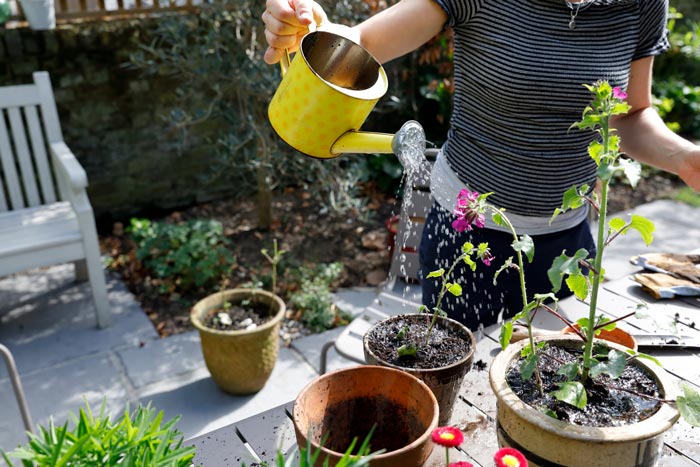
[1,199,699,463]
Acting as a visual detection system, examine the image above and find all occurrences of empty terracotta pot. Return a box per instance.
[293,365,438,467]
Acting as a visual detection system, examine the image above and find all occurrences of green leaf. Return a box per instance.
[520,353,538,381]
[492,211,507,227]
[397,343,417,358]
[551,185,587,224]
[608,217,626,233]
[565,273,589,300]
[588,141,604,164]
[447,282,462,296]
[630,351,662,367]
[553,381,587,409]
[589,349,627,379]
[426,269,444,279]
[628,215,655,246]
[512,235,535,263]
[557,362,580,380]
[499,321,513,351]
[493,256,514,284]
[677,383,700,427]
[547,249,589,292]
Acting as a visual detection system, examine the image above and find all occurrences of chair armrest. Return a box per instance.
[50,142,88,190]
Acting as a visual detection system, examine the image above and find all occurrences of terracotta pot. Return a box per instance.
[489,335,680,467]
[293,365,438,467]
[190,289,285,395]
[562,323,638,352]
[363,314,476,425]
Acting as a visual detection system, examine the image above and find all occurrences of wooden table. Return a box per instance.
[188,274,700,467]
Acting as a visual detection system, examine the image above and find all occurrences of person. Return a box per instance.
[262,0,700,331]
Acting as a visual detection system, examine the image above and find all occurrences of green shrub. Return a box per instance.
[128,218,234,293]
[290,262,349,332]
[1,400,196,467]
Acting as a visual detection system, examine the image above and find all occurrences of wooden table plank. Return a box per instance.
[235,401,297,465]
[450,398,498,467]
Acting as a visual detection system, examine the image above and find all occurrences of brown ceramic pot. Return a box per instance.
[489,335,680,467]
[190,289,285,395]
[363,314,476,425]
[293,365,438,467]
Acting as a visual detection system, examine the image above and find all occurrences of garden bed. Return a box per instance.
[101,175,686,339]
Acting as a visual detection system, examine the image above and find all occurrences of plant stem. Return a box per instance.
[582,116,611,383]
[425,256,462,345]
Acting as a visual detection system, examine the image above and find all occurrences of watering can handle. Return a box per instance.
[278,23,317,76]
[279,49,291,76]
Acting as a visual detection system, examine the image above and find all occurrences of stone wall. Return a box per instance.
[0,18,243,226]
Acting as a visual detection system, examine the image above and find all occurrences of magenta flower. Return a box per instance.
[494,447,528,467]
[452,189,486,233]
[449,462,474,467]
[431,426,464,448]
[612,87,627,100]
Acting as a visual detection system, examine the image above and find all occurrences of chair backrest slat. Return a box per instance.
[8,107,41,207]
[0,110,26,210]
[0,72,65,212]
[24,105,57,204]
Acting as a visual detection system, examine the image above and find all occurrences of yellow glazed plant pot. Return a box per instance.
[191,289,285,395]
[489,335,680,467]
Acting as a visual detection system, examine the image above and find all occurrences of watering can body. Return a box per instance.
[268,31,395,159]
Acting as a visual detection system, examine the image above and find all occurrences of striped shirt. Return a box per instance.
[432,0,670,219]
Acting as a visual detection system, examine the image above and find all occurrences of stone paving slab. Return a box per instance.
[0,352,131,458]
[137,345,317,440]
[0,272,157,379]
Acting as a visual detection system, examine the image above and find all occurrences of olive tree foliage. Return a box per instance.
[129,0,375,229]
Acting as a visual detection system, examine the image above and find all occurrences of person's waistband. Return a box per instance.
[430,150,588,236]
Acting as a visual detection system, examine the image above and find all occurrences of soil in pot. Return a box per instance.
[507,343,662,427]
[364,314,471,369]
[201,300,274,331]
[317,395,425,454]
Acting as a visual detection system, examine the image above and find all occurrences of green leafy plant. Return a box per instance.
[1,399,196,467]
[289,262,347,332]
[128,218,234,293]
[0,0,11,25]
[244,426,382,467]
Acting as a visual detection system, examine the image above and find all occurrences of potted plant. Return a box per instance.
[1,399,195,466]
[478,81,700,466]
[363,239,487,425]
[292,365,439,467]
[190,240,286,395]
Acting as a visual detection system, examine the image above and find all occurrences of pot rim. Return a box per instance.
[190,288,285,337]
[489,335,680,442]
[293,365,439,460]
[363,313,476,373]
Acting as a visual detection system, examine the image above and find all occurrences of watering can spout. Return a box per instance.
[329,120,426,159]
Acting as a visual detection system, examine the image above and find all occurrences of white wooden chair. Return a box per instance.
[319,149,437,373]
[0,71,111,328]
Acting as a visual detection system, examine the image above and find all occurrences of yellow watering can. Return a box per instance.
[269,30,421,159]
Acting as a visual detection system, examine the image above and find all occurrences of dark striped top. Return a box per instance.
[433,0,670,216]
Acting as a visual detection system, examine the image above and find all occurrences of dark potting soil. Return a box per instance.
[365,315,470,369]
[202,300,273,331]
[507,344,662,427]
[319,396,426,454]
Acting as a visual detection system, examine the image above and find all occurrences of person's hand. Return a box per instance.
[262,0,327,65]
[676,145,700,192]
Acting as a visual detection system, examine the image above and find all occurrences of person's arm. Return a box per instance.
[263,0,446,65]
[612,56,700,191]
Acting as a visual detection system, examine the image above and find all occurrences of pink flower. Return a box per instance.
[612,87,627,100]
[452,189,486,233]
[431,426,464,448]
[494,447,528,467]
[449,462,474,467]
